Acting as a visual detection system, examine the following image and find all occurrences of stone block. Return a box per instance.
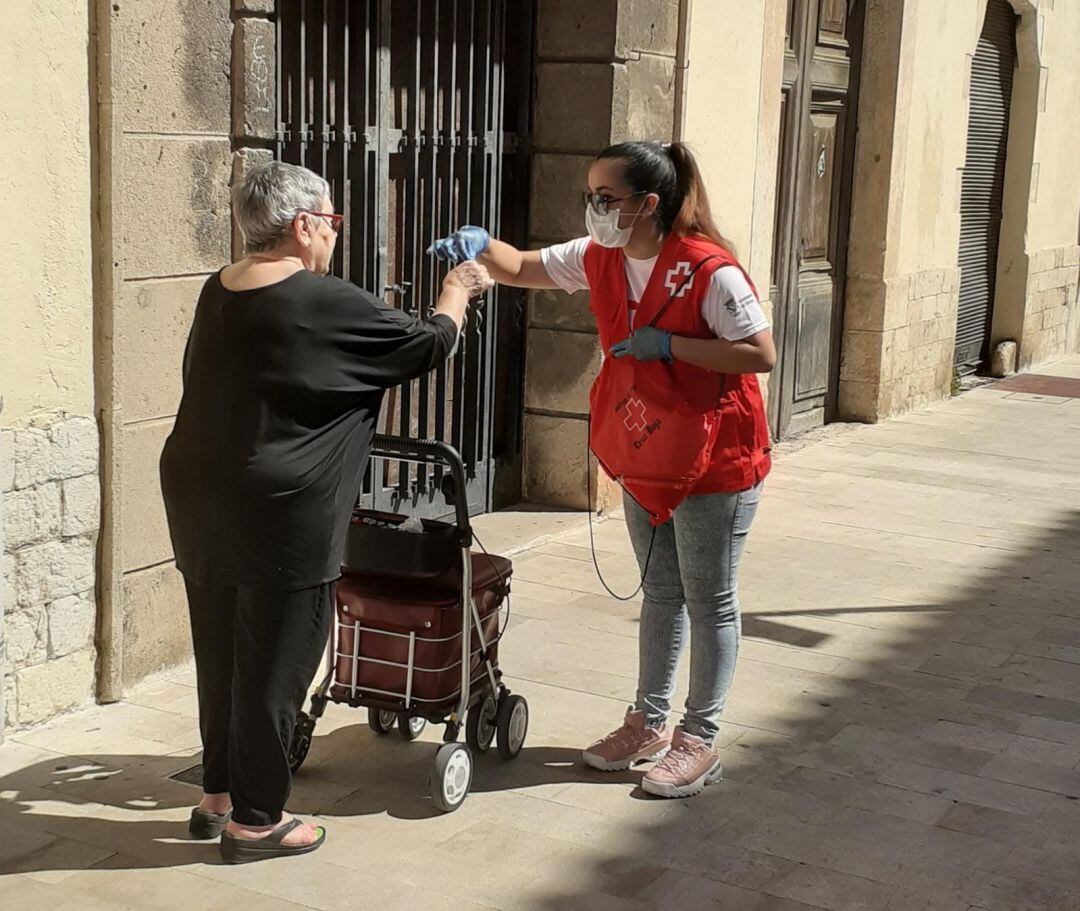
[529,287,596,333]
[4,483,62,550]
[537,0,617,59]
[117,0,231,134]
[62,475,100,539]
[48,593,96,659]
[525,329,602,414]
[0,430,13,493]
[523,413,593,510]
[120,421,174,573]
[1063,246,1080,268]
[233,17,276,141]
[534,63,616,153]
[616,0,680,57]
[5,607,47,668]
[16,538,95,608]
[235,0,274,11]
[842,277,887,332]
[614,55,676,142]
[120,136,232,278]
[122,562,190,689]
[913,269,943,300]
[13,427,51,490]
[117,277,202,422]
[1,553,15,616]
[4,675,15,731]
[882,276,913,330]
[529,154,594,241]
[15,647,96,727]
[231,148,274,256]
[48,416,99,480]
[837,380,881,423]
[839,330,883,384]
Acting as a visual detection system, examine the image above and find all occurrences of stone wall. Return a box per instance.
[523,0,680,511]
[1019,245,1080,368]
[1,3,99,732]
[2,415,99,730]
[840,267,961,421]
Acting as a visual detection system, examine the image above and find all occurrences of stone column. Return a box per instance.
[94,0,233,700]
[523,0,680,511]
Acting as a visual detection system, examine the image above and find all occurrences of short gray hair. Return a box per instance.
[232,161,331,253]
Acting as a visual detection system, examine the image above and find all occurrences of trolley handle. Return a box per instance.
[369,434,471,535]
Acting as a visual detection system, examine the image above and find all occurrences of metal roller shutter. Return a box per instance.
[954,0,1017,370]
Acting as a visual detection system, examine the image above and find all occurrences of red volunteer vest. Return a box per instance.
[586,233,772,524]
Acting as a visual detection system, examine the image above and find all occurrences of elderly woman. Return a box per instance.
[160,161,491,863]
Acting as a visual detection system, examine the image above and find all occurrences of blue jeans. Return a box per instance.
[624,483,763,744]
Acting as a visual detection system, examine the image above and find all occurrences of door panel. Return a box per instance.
[818,0,848,45]
[795,278,834,399]
[802,110,838,261]
[771,0,862,439]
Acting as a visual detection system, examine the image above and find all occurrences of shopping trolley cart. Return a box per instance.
[286,435,528,813]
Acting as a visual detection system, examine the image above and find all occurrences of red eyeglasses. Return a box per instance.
[299,210,344,234]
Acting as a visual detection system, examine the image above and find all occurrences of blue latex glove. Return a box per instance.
[611,327,673,363]
[426,226,490,264]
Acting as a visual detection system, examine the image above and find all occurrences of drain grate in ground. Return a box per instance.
[993,374,1080,398]
[171,763,203,787]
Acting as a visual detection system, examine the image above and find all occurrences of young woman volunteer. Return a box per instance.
[429,142,775,799]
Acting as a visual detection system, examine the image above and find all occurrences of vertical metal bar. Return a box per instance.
[417,1,440,491]
[435,1,458,467]
[299,0,308,165]
[481,0,504,509]
[349,620,361,698]
[275,4,283,160]
[405,631,416,709]
[455,545,474,720]
[456,0,478,480]
[321,0,329,184]
[449,1,472,474]
[397,0,423,496]
[341,0,351,281]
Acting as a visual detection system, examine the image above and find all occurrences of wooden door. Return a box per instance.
[770,0,863,438]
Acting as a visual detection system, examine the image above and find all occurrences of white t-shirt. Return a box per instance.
[539,237,770,341]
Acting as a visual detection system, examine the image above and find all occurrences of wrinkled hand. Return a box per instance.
[611,327,673,363]
[443,261,495,299]
[426,226,490,264]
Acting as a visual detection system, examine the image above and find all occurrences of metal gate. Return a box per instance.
[955,0,1016,370]
[275,0,533,518]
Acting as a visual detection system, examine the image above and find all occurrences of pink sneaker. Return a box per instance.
[641,727,723,798]
[582,708,671,771]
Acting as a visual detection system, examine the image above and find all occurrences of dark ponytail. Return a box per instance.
[596,141,736,256]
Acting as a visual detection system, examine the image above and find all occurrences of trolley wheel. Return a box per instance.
[288,711,316,773]
[369,708,397,736]
[398,714,427,741]
[430,742,473,813]
[496,693,528,760]
[465,695,498,754]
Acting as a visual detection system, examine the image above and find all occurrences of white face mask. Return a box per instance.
[585,203,645,248]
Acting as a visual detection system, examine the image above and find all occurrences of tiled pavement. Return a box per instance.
[3,359,1080,910]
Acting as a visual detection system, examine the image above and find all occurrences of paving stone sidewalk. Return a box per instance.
[3,359,1080,911]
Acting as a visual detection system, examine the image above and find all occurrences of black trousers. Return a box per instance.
[184,576,334,827]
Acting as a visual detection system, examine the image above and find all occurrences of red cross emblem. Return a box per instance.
[664,261,694,297]
[623,397,648,432]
